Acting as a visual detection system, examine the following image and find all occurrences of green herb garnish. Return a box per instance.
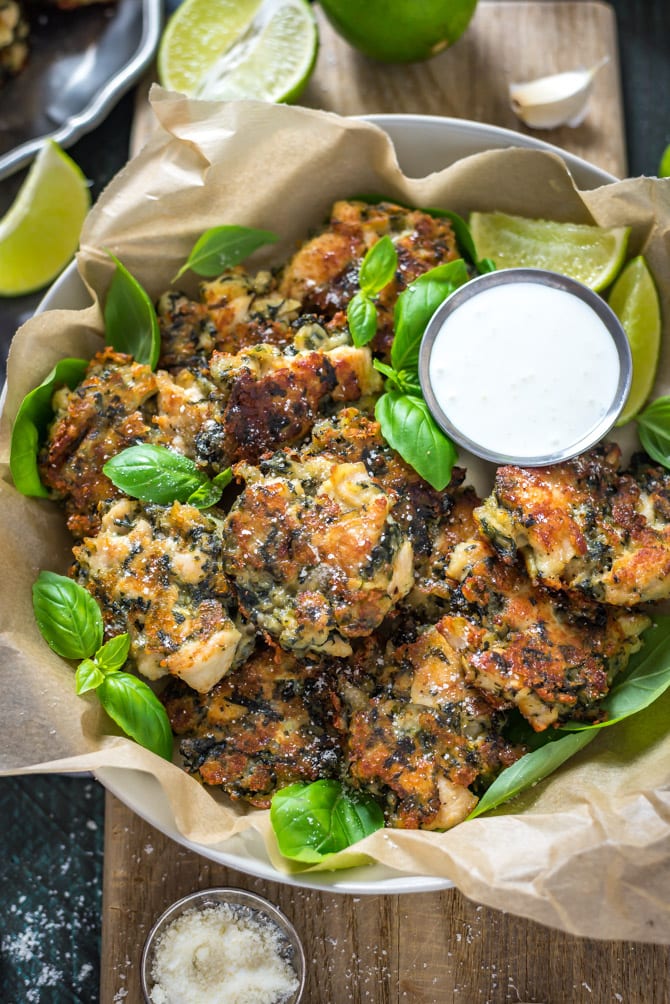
[104,253,160,369]
[270,779,384,863]
[10,357,88,497]
[103,444,232,509]
[347,235,398,347]
[33,572,172,760]
[173,225,278,281]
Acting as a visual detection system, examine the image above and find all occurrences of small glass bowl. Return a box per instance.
[418,267,633,467]
[140,887,306,1004]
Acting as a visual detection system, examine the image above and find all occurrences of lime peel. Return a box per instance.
[609,256,661,426]
[157,0,318,104]
[469,211,630,292]
[0,140,90,297]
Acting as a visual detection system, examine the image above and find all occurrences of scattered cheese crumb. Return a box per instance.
[149,903,300,1004]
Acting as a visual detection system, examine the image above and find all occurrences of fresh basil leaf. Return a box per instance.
[270,780,384,863]
[467,729,598,819]
[186,480,224,509]
[636,396,670,469]
[212,467,233,489]
[391,259,469,374]
[10,358,88,498]
[372,360,422,395]
[95,633,131,674]
[104,253,160,369]
[173,225,278,281]
[375,391,457,490]
[32,571,104,661]
[347,291,378,347]
[660,143,670,178]
[561,617,670,731]
[358,235,397,297]
[103,444,206,504]
[478,257,496,274]
[97,672,173,761]
[75,659,105,695]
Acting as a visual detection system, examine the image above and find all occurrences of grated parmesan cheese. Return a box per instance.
[149,902,300,1004]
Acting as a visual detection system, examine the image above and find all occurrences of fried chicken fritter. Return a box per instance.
[439,537,649,730]
[306,408,481,616]
[344,624,523,829]
[162,645,343,806]
[221,450,414,657]
[204,343,381,466]
[278,200,461,356]
[475,443,670,606]
[38,348,158,538]
[73,498,253,692]
[157,268,301,371]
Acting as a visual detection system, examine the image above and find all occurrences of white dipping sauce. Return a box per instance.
[427,280,621,459]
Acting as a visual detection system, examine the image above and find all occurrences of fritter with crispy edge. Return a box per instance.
[73,498,254,693]
[38,342,381,537]
[221,449,414,657]
[157,267,302,371]
[305,408,481,618]
[475,443,670,606]
[278,199,461,357]
[161,645,344,807]
[38,348,159,539]
[343,624,524,829]
[439,536,649,731]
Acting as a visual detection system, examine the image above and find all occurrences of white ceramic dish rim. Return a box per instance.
[33,113,616,895]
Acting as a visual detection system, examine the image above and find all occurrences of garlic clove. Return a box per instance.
[509,57,609,130]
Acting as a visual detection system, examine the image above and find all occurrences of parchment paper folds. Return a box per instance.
[2,91,670,943]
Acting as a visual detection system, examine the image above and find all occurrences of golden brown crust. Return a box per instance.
[476,444,670,605]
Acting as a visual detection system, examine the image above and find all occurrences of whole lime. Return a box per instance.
[318,0,478,63]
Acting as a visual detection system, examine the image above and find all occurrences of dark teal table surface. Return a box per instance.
[1,1,669,1000]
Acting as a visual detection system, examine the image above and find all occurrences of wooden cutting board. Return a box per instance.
[102,5,667,1003]
[130,1,626,177]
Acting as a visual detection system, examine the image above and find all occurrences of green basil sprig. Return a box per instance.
[104,252,160,370]
[391,259,469,374]
[10,357,88,497]
[375,392,457,491]
[468,617,670,819]
[103,444,232,509]
[33,571,172,760]
[173,225,279,281]
[33,570,103,660]
[347,235,398,347]
[636,396,670,469]
[371,259,469,491]
[660,144,670,178]
[467,729,598,819]
[270,779,384,864]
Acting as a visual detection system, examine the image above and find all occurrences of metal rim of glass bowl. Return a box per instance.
[418,267,633,467]
[140,886,306,1004]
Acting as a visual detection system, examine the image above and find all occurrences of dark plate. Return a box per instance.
[0,0,162,181]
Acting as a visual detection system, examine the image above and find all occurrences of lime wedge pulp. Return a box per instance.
[609,256,662,426]
[469,211,630,292]
[157,0,318,103]
[0,140,90,297]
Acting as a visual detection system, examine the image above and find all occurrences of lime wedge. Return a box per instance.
[609,256,661,426]
[469,211,630,292]
[157,0,318,103]
[0,141,90,297]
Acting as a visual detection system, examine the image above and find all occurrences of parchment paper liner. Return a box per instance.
[2,90,670,943]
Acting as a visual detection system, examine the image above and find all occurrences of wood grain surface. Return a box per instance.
[131,2,626,177]
[104,4,667,1002]
[102,794,670,1004]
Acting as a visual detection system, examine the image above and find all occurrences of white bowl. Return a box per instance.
[36,115,616,895]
